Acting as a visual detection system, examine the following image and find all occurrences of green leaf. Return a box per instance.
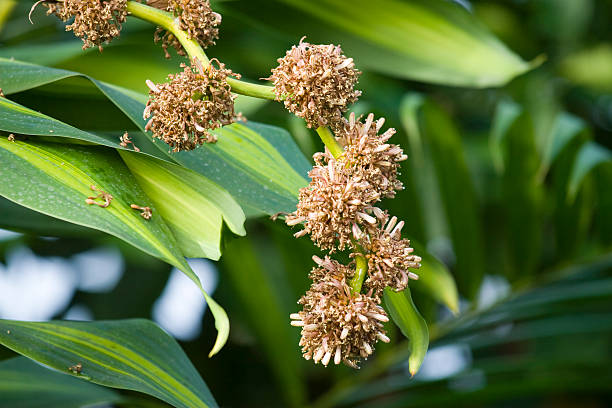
[120,150,246,260]
[221,237,306,407]
[411,244,459,315]
[0,0,16,30]
[0,61,76,95]
[383,287,429,376]
[560,43,612,92]
[419,100,486,299]
[0,196,96,237]
[0,138,229,355]
[172,122,310,214]
[276,0,537,87]
[0,319,218,408]
[539,112,588,179]
[0,357,122,408]
[550,128,593,259]
[500,111,544,278]
[0,139,189,271]
[489,101,545,278]
[490,100,522,173]
[568,141,612,201]
[0,57,310,214]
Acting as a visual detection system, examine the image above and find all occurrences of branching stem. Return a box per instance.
[125,1,277,100]
[128,0,368,292]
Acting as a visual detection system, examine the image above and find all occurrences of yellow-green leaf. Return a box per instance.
[120,151,246,260]
[0,319,218,408]
[384,287,429,376]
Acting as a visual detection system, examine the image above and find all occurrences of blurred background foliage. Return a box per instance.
[0,0,611,407]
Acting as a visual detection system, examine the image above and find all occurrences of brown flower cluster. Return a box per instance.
[287,113,420,367]
[42,0,127,50]
[285,157,380,251]
[361,214,421,297]
[270,38,361,129]
[285,113,407,252]
[336,113,407,199]
[280,42,422,367]
[291,256,389,368]
[150,0,221,58]
[144,58,238,152]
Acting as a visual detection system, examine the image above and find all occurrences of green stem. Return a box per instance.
[351,253,368,294]
[316,127,368,294]
[316,126,344,159]
[125,1,276,100]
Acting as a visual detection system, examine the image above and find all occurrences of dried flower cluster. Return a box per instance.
[86,185,113,208]
[144,58,238,151]
[285,157,379,251]
[286,113,420,366]
[270,38,361,129]
[290,256,390,367]
[277,39,421,368]
[336,113,407,199]
[131,204,153,220]
[285,113,407,252]
[41,0,127,50]
[150,0,221,58]
[362,214,421,297]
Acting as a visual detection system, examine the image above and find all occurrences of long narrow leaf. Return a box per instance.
[0,319,218,408]
[0,357,122,408]
[276,0,536,87]
[568,141,612,201]
[383,287,429,376]
[120,151,246,260]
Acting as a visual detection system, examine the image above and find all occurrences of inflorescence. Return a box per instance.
[150,0,221,58]
[276,41,421,367]
[290,256,390,368]
[144,58,239,152]
[269,38,361,129]
[39,0,128,50]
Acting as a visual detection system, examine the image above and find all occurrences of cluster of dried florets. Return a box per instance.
[149,0,221,58]
[144,58,238,152]
[360,214,421,297]
[40,0,127,50]
[285,112,420,366]
[285,157,380,251]
[290,256,390,367]
[285,113,407,252]
[336,113,407,199]
[276,40,421,367]
[269,38,361,129]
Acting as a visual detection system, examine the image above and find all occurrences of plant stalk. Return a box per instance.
[316,126,369,294]
[125,1,277,100]
[316,126,344,159]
